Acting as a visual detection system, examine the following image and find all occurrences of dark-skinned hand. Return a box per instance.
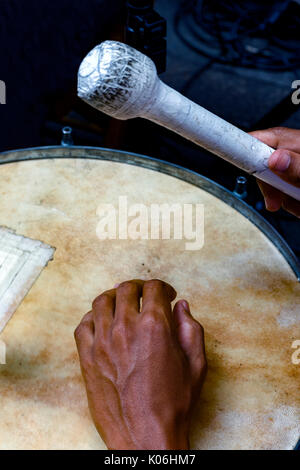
[75,279,207,450]
[250,127,300,218]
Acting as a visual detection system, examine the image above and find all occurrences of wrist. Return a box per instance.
[99,413,191,451]
[107,437,190,451]
[106,426,190,450]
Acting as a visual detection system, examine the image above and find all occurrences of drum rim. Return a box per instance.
[0,144,299,282]
[1,145,300,450]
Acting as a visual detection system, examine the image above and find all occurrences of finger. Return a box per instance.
[141,279,177,320]
[282,194,300,218]
[74,311,94,357]
[173,300,206,379]
[251,129,300,187]
[114,279,145,289]
[257,180,283,212]
[268,149,300,188]
[92,289,116,338]
[250,127,300,153]
[249,129,278,148]
[115,280,144,321]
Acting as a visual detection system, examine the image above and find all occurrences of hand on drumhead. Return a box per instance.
[74,279,207,450]
[250,127,300,217]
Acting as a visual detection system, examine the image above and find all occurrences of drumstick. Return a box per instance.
[78,41,300,202]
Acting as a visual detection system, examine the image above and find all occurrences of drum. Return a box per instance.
[0,146,299,450]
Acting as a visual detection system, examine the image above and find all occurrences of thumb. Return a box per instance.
[173,300,206,379]
[268,148,300,188]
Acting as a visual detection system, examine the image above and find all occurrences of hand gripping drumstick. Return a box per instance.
[78,41,300,202]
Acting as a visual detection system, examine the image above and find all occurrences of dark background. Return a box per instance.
[0,0,299,259]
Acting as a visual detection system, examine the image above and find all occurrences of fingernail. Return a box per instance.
[181,300,190,311]
[269,151,291,172]
[114,283,120,288]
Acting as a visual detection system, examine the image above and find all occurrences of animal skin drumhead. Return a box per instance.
[0,150,299,450]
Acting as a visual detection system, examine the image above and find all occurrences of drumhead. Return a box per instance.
[0,146,299,450]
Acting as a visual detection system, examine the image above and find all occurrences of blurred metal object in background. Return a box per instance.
[125,0,167,73]
[233,176,248,200]
[61,126,74,147]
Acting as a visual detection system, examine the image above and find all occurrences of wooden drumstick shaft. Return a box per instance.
[78,41,300,201]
